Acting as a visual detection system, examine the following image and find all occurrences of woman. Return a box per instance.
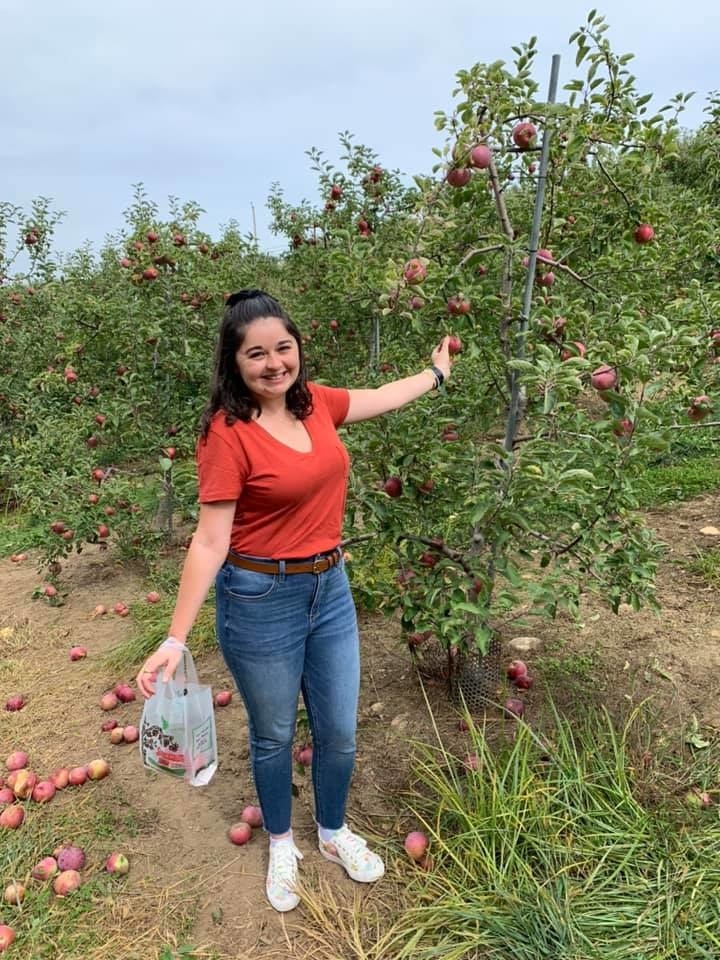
[136,289,453,912]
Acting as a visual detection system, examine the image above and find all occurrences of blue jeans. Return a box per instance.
[215,556,360,835]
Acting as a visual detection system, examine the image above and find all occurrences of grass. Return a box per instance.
[308,699,720,960]
[635,454,720,508]
[684,546,720,587]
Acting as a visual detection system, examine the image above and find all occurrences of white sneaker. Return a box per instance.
[266,839,303,912]
[318,825,385,882]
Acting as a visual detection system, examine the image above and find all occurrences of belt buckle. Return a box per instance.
[312,556,324,574]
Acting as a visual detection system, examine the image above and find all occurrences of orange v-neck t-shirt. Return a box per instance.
[196,382,351,559]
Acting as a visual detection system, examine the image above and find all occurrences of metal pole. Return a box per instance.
[503,53,561,453]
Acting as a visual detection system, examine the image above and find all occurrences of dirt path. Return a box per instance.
[1,491,718,959]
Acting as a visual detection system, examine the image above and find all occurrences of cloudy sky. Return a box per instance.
[4,0,718,258]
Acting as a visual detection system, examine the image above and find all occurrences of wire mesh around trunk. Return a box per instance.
[409,631,503,712]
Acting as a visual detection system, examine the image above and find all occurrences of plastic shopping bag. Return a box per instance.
[139,647,218,787]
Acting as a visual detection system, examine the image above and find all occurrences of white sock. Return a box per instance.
[318,825,341,844]
[270,830,294,847]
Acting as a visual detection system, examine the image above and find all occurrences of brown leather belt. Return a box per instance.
[225,547,342,576]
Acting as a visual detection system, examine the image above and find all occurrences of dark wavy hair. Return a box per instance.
[199,289,313,437]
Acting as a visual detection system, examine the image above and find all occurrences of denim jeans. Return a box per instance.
[215,556,360,835]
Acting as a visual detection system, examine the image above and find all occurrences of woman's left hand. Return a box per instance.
[431,336,452,382]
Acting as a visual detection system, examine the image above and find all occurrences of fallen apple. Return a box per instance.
[240,804,264,828]
[228,822,253,845]
[53,869,82,897]
[31,780,57,803]
[504,697,525,719]
[506,660,528,681]
[3,882,25,906]
[69,646,88,661]
[114,683,136,703]
[122,725,139,743]
[403,830,429,861]
[383,476,403,498]
[0,925,15,952]
[5,751,28,772]
[515,674,534,690]
[5,695,25,712]
[86,758,110,781]
[49,768,70,789]
[0,805,24,829]
[31,856,58,881]
[67,767,88,786]
[109,727,125,745]
[57,845,86,871]
[105,852,130,875]
[214,690,232,707]
[100,691,119,711]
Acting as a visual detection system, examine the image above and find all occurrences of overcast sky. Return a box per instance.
[3,0,718,259]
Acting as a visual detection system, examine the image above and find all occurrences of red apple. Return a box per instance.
[633,223,654,244]
[515,674,534,690]
[122,725,139,743]
[0,924,15,951]
[403,830,429,861]
[240,804,264,828]
[69,646,87,661]
[100,691,119,711]
[560,341,587,361]
[53,870,82,897]
[469,144,492,169]
[49,768,70,790]
[504,697,525,719]
[403,258,427,285]
[446,167,472,187]
[105,852,130,875]
[447,296,471,316]
[31,856,58,880]
[57,845,86,871]
[294,744,313,766]
[228,822,253,845]
[0,805,24,829]
[68,766,88,786]
[506,659,528,681]
[109,727,125,745]
[535,271,556,287]
[146,591,161,603]
[613,419,634,438]
[31,780,56,803]
[512,122,537,150]
[5,752,28,772]
[0,788,14,805]
[214,690,233,707]
[687,395,712,421]
[383,476,403,498]
[447,336,462,355]
[590,365,618,391]
[101,719,118,732]
[142,267,159,281]
[114,683,136,703]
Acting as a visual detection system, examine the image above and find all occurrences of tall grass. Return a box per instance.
[374,702,720,960]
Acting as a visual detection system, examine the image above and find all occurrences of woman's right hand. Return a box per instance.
[136,643,186,699]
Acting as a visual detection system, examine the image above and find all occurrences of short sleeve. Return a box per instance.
[195,420,249,502]
[311,383,350,427]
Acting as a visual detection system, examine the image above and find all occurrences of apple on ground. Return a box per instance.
[214,690,232,707]
[105,852,130,875]
[515,674,534,690]
[504,697,525,719]
[240,804,264,828]
[228,822,253,845]
[687,395,712,421]
[31,856,58,881]
[49,768,70,789]
[69,646,87,661]
[53,869,82,897]
[506,660,528,681]
[146,591,160,603]
[403,830,429,861]
[0,805,25,829]
[3,882,25,906]
[114,682,136,703]
[68,766,88,786]
[122,726,139,743]
[12,769,38,800]
[87,758,110,781]
[294,744,313,766]
[383,476,403,498]
[5,751,28,772]
[0,925,15,952]
[100,691,119,711]
[109,727,125,745]
[0,788,14,805]
[31,780,57,803]
[57,845,86,871]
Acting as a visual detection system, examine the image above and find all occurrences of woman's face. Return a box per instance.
[235,316,300,404]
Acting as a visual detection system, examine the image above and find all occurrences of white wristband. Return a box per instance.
[161,637,186,651]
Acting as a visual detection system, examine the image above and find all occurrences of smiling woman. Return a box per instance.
[135,288,454,913]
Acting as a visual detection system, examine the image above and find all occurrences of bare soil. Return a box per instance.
[0,491,718,959]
